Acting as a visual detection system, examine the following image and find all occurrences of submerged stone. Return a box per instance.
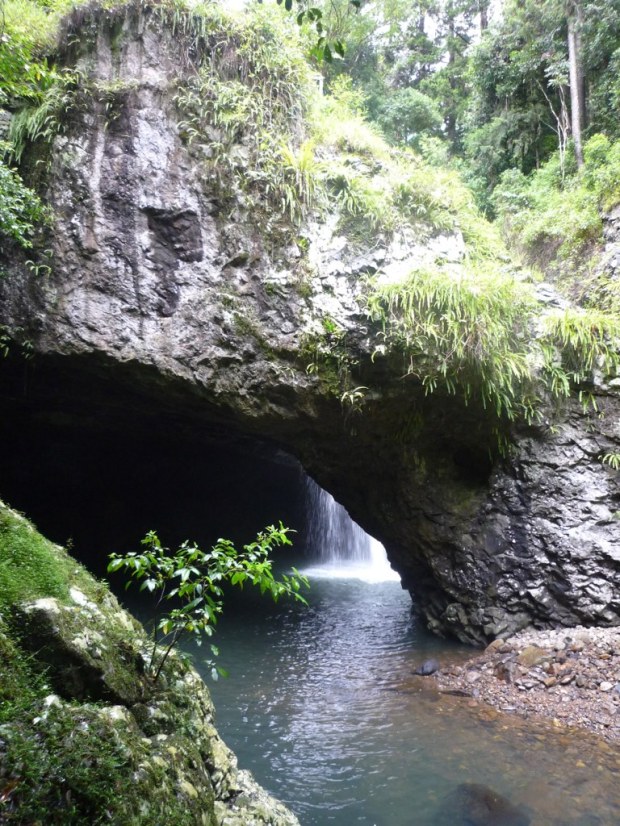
[436,783,531,826]
[414,658,440,676]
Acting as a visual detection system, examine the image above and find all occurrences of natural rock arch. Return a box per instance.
[1,1,618,644]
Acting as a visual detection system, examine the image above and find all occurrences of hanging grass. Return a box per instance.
[540,308,620,394]
[367,264,538,421]
[171,2,322,232]
[367,265,620,431]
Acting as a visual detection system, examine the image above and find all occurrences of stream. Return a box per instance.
[198,482,620,826]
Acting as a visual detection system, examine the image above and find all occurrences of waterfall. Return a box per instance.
[303,478,400,582]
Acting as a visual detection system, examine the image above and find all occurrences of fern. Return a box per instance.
[367,264,537,421]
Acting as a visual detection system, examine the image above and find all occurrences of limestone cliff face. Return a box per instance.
[1,1,619,645]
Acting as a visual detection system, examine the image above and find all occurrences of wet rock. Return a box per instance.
[516,646,548,668]
[435,783,531,826]
[465,670,481,683]
[494,660,518,684]
[436,626,620,746]
[414,658,440,676]
[485,639,505,654]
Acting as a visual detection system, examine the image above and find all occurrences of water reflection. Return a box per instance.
[204,575,620,826]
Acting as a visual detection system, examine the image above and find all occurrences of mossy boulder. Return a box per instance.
[0,500,300,825]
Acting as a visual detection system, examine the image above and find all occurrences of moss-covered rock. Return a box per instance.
[0,500,300,825]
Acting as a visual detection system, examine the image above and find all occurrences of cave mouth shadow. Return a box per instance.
[0,405,310,580]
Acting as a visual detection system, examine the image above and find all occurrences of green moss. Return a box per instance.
[0,501,218,824]
[0,619,43,712]
[0,506,73,609]
[1,693,216,825]
[2,702,136,824]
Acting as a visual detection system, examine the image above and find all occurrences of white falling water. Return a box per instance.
[303,478,400,583]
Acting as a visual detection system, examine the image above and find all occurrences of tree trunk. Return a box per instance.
[567,2,585,167]
[479,0,489,33]
[446,2,457,145]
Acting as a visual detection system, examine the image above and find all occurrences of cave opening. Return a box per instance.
[0,353,384,582]
[0,407,314,579]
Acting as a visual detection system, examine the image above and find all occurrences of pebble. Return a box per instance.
[435,625,620,745]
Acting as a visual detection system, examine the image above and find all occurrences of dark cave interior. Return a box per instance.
[0,357,310,580]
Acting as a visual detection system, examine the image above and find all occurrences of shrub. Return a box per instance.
[492,134,620,287]
[376,87,443,149]
[108,524,309,682]
[0,154,46,250]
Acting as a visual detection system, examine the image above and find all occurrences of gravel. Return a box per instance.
[435,626,620,743]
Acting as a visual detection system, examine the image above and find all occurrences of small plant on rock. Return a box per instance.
[108,523,309,682]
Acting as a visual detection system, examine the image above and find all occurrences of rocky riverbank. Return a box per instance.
[434,627,620,744]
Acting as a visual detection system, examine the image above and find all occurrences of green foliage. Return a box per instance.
[0,148,46,250]
[0,0,81,253]
[367,264,620,437]
[0,0,68,106]
[540,308,620,392]
[463,0,620,194]
[601,452,620,470]
[375,87,442,149]
[367,264,538,421]
[582,133,620,210]
[173,2,318,234]
[108,524,309,682]
[302,318,359,398]
[312,78,499,244]
[8,68,103,165]
[492,134,620,295]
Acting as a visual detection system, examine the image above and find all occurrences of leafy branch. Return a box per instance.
[601,452,620,471]
[271,0,361,62]
[108,523,309,682]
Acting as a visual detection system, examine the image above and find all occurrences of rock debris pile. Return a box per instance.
[436,626,620,742]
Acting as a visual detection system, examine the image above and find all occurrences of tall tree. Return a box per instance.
[566,0,586,165]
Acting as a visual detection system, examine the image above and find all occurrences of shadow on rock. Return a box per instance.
[435,783,531,826]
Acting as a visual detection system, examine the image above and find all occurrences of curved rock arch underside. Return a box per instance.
[1,6,619,644]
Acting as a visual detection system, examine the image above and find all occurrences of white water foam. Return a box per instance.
[303,479,400,583]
